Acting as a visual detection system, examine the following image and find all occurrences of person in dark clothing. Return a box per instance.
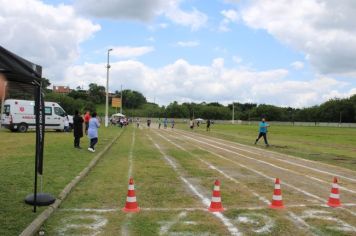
[73,110,84,149]
[206,119,211,131]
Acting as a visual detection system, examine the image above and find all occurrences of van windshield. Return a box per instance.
[54,107,65,117]
[3,105,10,114]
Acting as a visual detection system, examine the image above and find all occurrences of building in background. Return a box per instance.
[53,86,71,94]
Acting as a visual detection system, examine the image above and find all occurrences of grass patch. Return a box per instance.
[176,123,356,171]
[0,127,121,235]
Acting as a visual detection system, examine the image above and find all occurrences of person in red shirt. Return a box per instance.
[84,111,91,135]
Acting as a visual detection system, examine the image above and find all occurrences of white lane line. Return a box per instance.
[128,128,136,179]
[176,130,356,183]
[179,132,356,202]
[60,202,356,214]
[156,131,317,235]
[122,128,136,236]
[178,132,356,195]
[148,135,241,236]
[156,131,270,205]
[174,132,356,218]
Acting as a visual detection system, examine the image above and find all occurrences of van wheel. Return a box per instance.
[18,123,28,133]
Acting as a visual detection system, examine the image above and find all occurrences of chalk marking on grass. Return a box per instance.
[188,129,356,179]
[301,210,356,232]
[176,129,356,183]
[148,135,241,236]
[176,131,356,195]
[56,214,107,236]
[128,128,136,179]
[156,131,270,205]
[179,133,338,201]
[122,128,137,236]
[159,211,187,235]
[157,131,318,234]
[175,132,356,222]
[235,213,274,234]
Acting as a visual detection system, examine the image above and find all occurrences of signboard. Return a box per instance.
[112,98,121,108]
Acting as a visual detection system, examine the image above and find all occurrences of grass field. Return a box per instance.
[0,127,122,235]
[177,123,356,171]
[1,123,356,235]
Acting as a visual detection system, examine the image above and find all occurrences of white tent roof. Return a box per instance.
[194,118,204,121]
[111,113,125,117]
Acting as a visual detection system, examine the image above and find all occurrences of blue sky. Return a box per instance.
[1,0,356,107]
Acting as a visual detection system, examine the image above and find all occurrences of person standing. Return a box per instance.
[164,118,168,129]
[73,110,84,149]
[171,119,175,129]
[158,118,162,129]
[63,115,70,132]
[88,112,100,152]
[84,111,91,135]
[255,118,270,146]
[206,119,211,131]
[189,118,194,130]
[136,118,140,128]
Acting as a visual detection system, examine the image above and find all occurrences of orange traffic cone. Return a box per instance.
[269,178,285,209]
[122,178,140,212]
[208,180,224,212]
[327,177,341,207]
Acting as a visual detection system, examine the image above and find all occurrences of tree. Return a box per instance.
[88,83,106,104]
[121,90,147,108]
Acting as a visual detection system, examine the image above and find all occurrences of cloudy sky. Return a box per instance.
[1,0,356,107]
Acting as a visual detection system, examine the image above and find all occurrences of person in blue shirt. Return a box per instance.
[255,118,270,146]
[88,112,100,152]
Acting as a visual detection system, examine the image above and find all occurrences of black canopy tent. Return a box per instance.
[0,46,54,212]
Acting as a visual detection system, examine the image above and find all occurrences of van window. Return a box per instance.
[44,107,52,115]
[54,107,65,117]
[3,105,10,115]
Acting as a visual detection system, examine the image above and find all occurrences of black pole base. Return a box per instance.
[24,193,55,206]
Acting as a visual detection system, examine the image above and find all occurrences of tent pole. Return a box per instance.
[33,85,41,212]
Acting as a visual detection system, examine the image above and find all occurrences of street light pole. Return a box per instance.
[105,48,113,127]
[120,84,123,114]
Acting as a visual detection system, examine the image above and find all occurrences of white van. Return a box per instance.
[1,99,72,132]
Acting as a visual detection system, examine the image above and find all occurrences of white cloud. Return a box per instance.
[291,61,304,70]
[176,41,200,47]
[75,0,208,30]
[0,0,100,81]
[147,37,156,42]
[240,0,356,77]
[233,56,242,64]
[110,46,154,59]
[164,3,208,31]
[219,9,239,32]
[64,58,352,107]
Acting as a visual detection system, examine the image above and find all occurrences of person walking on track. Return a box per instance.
[206,119,211,131]
[88,112,100,152]
[255,117,270,146]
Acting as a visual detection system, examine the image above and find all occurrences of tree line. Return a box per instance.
[5,79,356,122]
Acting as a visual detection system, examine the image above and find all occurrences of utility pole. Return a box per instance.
[105,48,113,127]
[120,84,123,114]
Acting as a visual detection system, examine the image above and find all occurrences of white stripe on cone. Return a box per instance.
[332,184,339,189]
[126,197,137,202]
[272,195,282,201]
[274,184,281,189]
[214,186,220,191]
[128,185,135,190]
[211,197,221,202]
[329,193,339,199]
